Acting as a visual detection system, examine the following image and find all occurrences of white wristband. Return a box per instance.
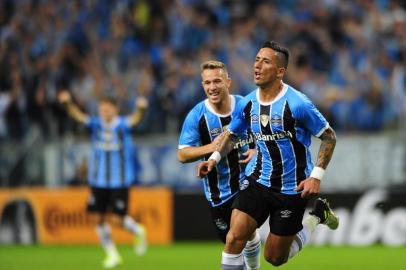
[310,166,325,180]
[208,151,221,163]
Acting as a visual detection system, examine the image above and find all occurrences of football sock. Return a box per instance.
[243,230,261,269]
[96,223,119,257]
[221,251,245,270]
[123,215,143,235]
[288,215,318,259]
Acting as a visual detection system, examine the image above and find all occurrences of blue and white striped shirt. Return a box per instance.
[86,116,135,189]
[229,83,329,194]
[178,95,252,207]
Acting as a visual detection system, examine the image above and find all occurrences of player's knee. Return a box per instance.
[111,215,124,227]
[225,230,238,245]
[225,230,244,245]
[93,214,105,226]
[264,252,288,267]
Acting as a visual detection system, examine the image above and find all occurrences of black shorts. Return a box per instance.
[87,187,129,216]
[232,180,307,236]
[210,197,234,243]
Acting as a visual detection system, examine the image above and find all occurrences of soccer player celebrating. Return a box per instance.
[59,91,148,269]
[178,61,261,270]
[197,41,339,269]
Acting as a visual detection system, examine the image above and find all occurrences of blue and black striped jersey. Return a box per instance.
[178,95,252,207]
[229,83,329,194]
[86,116,136,189]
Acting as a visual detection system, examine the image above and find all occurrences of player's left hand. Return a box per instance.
[136,96,149,109]
[58,90,71,104]
[239,149,256,164]
[295,177,321,198]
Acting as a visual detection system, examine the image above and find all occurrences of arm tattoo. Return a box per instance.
[316,127,336,169]
[216,130,238,157]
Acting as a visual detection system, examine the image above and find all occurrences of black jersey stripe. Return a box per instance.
[244,101,253,125]
[220,116,240,194]
[199,115,221,204]
[243,101,256,149]
[118,129,126,186]
[247,148,262,181]
[243,101,262,181]
[105,150,111,185]
[93,151,99,182]
[260,104,283,190]
[283,102,307,184]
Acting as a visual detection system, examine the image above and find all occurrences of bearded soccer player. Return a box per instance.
[178,60,261,270]
[197,41,339,269]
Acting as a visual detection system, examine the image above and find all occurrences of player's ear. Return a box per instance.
[277,67,286,79]
[226,78,232,90]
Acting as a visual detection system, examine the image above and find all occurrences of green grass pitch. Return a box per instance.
[0,242,405,270]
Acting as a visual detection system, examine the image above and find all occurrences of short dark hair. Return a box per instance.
[261,41,289,69]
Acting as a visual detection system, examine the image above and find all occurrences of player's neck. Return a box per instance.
[209,96,231,115]
[259,80,283,103]
[102,116,118,126]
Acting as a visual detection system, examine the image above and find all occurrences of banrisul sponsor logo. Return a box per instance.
[253,131,292,141]
[234,134,255,149]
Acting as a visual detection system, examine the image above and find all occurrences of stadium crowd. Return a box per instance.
[0,0,405,142]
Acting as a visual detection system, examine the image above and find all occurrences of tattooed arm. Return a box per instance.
[196,130,239,178]
[295,127,337,198]
[315,127,337,169]
[216,130,240,157]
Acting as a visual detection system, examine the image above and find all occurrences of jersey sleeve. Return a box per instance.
[228,98,249,136]
[85,116,97,129]
[121,116,133,131]
[297,96,329,137]
[178,109,201,149]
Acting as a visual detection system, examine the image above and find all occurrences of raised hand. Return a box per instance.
[58,90,71,104]
[136,96,149,110]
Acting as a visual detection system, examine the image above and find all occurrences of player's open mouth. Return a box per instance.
[254,71,261,79]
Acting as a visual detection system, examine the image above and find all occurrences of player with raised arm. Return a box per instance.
[178,61,261,270]
[58,91,148,269]
[197,41,339,269]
